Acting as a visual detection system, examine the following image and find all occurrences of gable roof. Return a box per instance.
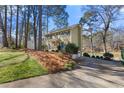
[46,24,80,36]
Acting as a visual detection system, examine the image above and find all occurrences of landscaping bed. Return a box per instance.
[27,49,76,73]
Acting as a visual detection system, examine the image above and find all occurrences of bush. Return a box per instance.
[121,61,124,65]
[121,49,124,61]
[65,43,79,54]
[103,52,114,60]
[100,56,104,59]
[45,50,48,52]
[41,45,47,51]
[11,45,16,49]
[96,56,100,59]
[57,44,61,51]
[55,50,59,52]
[52,50,55,52]
[91,55,95,58]
[64,62,76,70]
[83,52,90,57]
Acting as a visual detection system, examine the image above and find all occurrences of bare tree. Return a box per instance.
[24,6,30,49]
[81,5,122,53]
[38,6,42,50]
[9,5,12,44]
[3,5,8,47]
[15,5,19,48]
[19,6,25,48]
[32,6,38,50]
[80,11,98,54]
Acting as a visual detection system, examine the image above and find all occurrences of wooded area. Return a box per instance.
[0,5,69,50]
[0,5,124,53]
[79,6,124,53]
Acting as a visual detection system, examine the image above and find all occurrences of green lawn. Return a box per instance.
[0,51,48,84]
[0,51,24,62]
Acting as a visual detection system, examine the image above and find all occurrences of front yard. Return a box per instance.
[0,49,76,84]
[0,51,48,84]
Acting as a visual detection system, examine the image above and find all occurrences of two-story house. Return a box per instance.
[45,24,82,51]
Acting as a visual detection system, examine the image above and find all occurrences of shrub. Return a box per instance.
[41,45,47,51]
[11,45,16,49]
[52,50,55,52]
[57,44,61,51]
[100,56,104,59]
[121,61,124,65]
[55,50,59,52]
[103,52,114,60]
[64,62,76,70]
[65,43,79,54]
[91,55,95,58]
[83,52,90,57]
[96,56,100,59]
[121,49,124,61]
[45,50,48,52]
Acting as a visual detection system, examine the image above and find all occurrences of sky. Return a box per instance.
[49,5,82,31]
[66,5,82,25]
[49,5,124,31]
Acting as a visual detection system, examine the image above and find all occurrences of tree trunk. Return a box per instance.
[103,36,107,53]
[38,6,42,50]
[19,18,24,48]
[0,13,5,47]
[24,15,27,49]
[15,5,19,49]
[9,5,12,46]
[90,31,94,54]
[3,5,8,47]
[33,15,37,50]
[25,6,30,49]
[19,9,26,48]
[103,22,110,53]
[46,6,49,34]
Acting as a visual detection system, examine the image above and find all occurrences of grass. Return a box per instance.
[0,51,48,84]
[0,52,24,62]
[0,54,28,67]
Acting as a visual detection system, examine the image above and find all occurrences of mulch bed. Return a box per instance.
[27,49,74,73]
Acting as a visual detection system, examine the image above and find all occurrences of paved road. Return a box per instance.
[0,57,124,88]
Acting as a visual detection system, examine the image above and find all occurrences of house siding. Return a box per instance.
[45,24,82,51]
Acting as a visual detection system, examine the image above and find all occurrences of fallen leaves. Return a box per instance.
[27,49,74,73]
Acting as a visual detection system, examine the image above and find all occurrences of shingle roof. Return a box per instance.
[45,24,80,36]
